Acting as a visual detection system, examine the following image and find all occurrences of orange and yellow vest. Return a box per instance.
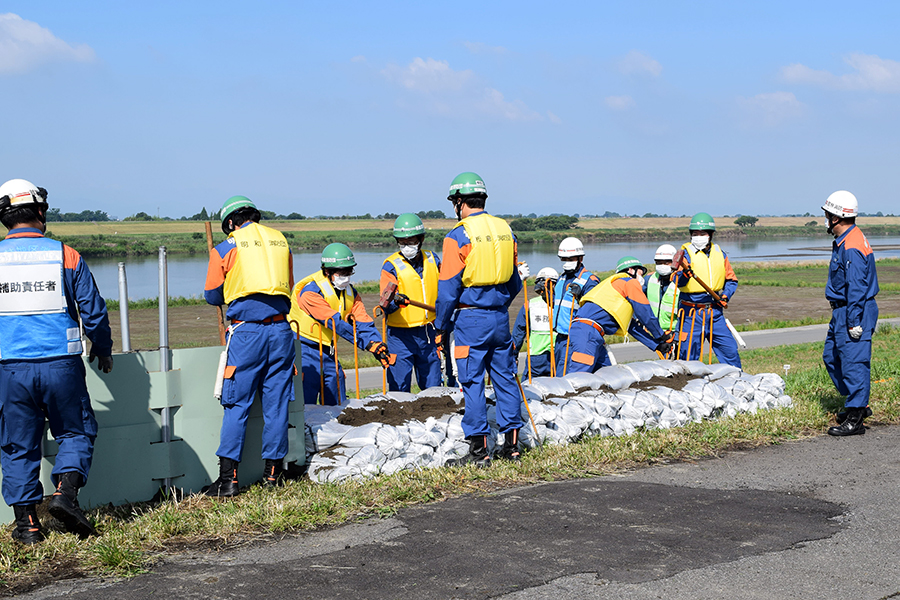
[580,273,633,336]
[384,250,438,328]
[457,213,515,286]
[289,271,352,346]
[679,243,726,294]
[222,223,291,304]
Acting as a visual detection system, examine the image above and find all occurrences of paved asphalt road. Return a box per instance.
[348,317,900,392]
[25,425,900,599]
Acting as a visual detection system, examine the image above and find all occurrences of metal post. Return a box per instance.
[117,262,132,352]
[158,247,172,490]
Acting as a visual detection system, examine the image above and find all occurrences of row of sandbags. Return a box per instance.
[303,360,792,484]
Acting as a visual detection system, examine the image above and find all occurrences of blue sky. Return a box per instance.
[2,2,899,219]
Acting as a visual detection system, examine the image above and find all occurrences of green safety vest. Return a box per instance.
[646,273,679,330]
[527,296,555,355]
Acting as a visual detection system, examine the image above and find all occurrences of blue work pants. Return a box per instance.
[218,321,295,462]
[301,340,346,406]
[565,320,611,373]
[677,304,741,368]
[522,351,552,378]
[386,324,442,392]
[823,304,877,408]
[0,356,96,506]
[453,308,523,438]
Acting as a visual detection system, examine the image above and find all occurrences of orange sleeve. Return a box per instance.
[439,236,470,281]
[63,245,82,271]
[612,278,651,304]
[298,289,340,322]
[724,256,737,282]
[380,267,398,293]
[350,293,373,323]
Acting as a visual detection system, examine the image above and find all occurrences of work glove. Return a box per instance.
[89,347,114,373]
[395,293,410,307]
[568,283,583,301]
[718,294,728,309]
[435,330,444,359]
[655,339,673,356]
[849,326,863,340]
[366,341,391,368]
[518,262,530,279]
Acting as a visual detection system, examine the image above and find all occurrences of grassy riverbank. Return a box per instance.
[45,218,900,257]
[2,325,899,593]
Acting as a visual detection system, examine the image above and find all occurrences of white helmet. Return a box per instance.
[822,190,858,218]
[0,179,47,214]
[557,237,584,258]
[654,244,677,261]
[535,267,559,282]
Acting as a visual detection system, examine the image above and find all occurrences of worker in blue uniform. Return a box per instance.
[0,179,113,544]
[565,257,672,373]
[203,195,295,495]
[552,237,600,375]
[673,213,741,368]
[379,213,442,392]
[821,191,879,437]
[437,172,525,466]
[290,243,390,405]
[512,267,558,378]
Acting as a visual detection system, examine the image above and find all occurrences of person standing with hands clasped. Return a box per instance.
[821,191,879,437]
[436,172,525,467]
[0,179,113,544]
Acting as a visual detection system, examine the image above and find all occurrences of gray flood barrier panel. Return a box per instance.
[0,342,305,524]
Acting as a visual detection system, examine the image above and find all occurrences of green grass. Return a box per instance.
[4,316,899,593]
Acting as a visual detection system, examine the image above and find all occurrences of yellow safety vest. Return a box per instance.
[222,223,291,304]
[456,213,515,286]
[384,251,438,328]
[679,243,726,294]
[580,273,633,336]
[289,271,352,346]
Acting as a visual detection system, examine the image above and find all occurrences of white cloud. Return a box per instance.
[605,95,635,110]
[547,111,562,124]
[781,53,900,93]
[0,13,95,75]
[381,57,542,121]
[463,41,507,55]
[617,50,662,77]
[350,55,366,63]
[737,91,804,126]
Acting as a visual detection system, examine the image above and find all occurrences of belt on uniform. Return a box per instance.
[829,300,847,309]
[572,317,605,337]
[681,301,713,309]
[231,314,287,325]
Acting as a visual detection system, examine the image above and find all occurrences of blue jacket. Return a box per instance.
[826,225,879,330]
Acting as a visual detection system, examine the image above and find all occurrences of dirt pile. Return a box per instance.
[338,395,463,426]
[631,373,697,391]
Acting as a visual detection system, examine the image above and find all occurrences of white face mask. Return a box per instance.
[656,264,672,277]
[561,260,578,272]
[691,235,709,251]
[331,275,351,290]
[400,244,420,259]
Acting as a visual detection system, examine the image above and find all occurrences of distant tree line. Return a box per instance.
[509,215,579,231]
[45,208,111,222]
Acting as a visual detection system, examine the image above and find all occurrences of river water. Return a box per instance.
[88,235,900,301]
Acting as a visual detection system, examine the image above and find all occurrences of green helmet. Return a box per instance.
[393,213,425,238]
[616,256,645,274]
[447,172,487,200]
[321,243,356,269]
[689,212,716,231]
[220,195,257,233]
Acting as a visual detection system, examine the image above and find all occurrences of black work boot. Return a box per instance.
[836,406,872,425]
[262,458,285,487]
[11,504,44,545]
[201,457,240,497]
[495,429,521,462]
[828,407,867,437]
[47,472,96,539]
[445,436,491,468]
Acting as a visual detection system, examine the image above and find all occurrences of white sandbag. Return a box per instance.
[706,363,742,381]
[632,391,664,418]
[594,365,639,390]
[520,422,549,448]
[307,446,359,484]
[346,445,387,478]
[404,419,444,448]
[664,389,691,418]
[310,420,353,452]
[776,394,793,408]
[556,399,593,440]
[717,377,756,402]
[528,377,577,398]
[624,361,669,381]
[654,360,691,376]
[681,379,709,402]
[653,407,682,429]
[701,382,731,410]
[563,371,606,392]
[340,423,384,448]
[437,413,465,441]
[381,453,421,475]
[303,405,345,428]
[609,417,636,437]
[519,383,546,401]
[541,421,569,445]
[679,360,714,377]
[521,398,553,425]
[374,425,410,459]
